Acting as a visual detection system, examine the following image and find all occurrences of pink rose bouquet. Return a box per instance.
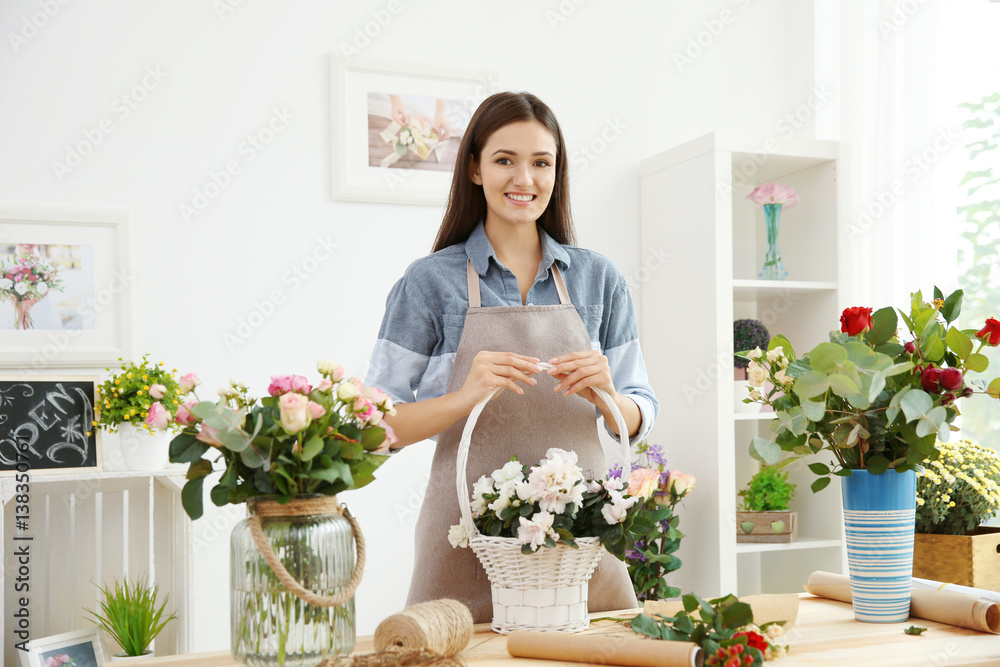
[0,250,64,330]
[169,360,396,520]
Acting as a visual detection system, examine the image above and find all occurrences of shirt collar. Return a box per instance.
[465,221,572,276]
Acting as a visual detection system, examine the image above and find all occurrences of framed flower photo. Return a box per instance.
[330,55,502,205]
[19,628,109,667]
[0,206,135,370]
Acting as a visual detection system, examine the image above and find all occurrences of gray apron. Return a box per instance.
[406,260,637,621]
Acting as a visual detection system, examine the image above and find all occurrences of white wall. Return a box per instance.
[0,0,823,649]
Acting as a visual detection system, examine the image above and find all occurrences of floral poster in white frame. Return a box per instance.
[19,627,109,667]
[331,55,501,205]
[0,206,134,370]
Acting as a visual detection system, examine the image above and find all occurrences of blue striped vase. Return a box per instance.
[840,469,917,623]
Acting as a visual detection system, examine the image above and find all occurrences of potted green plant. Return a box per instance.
[913,438,1000,591]
[734,319,770,413]
[84,576,176,660]
[745,287,1000,622]
[736,465,797,543]
[95,355,193,470]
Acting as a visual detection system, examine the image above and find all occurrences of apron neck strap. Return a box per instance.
[466,260,572,307]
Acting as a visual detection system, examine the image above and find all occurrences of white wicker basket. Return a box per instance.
[455,382,631,634]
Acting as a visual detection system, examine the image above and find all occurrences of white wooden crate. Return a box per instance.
[1,471,190,666]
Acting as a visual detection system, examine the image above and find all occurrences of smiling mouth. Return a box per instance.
[505,193,536,202]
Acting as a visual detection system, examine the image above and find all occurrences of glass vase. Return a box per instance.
[758,203,788,280]
[231,499,356,667]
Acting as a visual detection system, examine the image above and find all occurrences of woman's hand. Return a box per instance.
[388,94,411,126]
[453,351,542,411]
[547,350,641,438]
[546,350,614,405]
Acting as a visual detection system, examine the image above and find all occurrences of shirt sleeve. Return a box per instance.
[601,278,659,446]
[365,274,439,406]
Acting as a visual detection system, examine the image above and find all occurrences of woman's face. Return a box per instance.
[470,120,558,231]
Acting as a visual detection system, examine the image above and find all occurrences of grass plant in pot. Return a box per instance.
[913,438,1000,592]
[734,319,770,414]
[746,288,1000,622]
[95,355,194,471]
[737,465,797,543]
[84,576,176,661]
[168,360,393,666]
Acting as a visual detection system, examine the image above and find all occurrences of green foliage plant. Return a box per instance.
[631,593,783,666]
[739,465,796,511]
[84,577,176,657]
[747,288,1000,493]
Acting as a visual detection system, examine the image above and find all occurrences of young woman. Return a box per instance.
[367,92,659,621]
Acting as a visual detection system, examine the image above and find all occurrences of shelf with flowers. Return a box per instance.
[912,438,1000,592]
[745,287,1000,623]
[167,360,394,666]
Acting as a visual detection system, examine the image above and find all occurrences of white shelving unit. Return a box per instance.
[1,471,192,666]
[639,132,848,599]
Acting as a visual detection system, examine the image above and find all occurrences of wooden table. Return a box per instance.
[106,595,1000,666]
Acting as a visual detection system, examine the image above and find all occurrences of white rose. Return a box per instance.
[36,281,48,296]
[766,348,783,363]
[0,278,11,290]
[748,389,762,401]
[447,523,469,548]
[747,362,769,388]
[14,281,28,295]
[774,369,793,386]
[747,347,764,361]
[337,382,360,401]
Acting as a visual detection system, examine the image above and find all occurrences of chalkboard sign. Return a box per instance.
[0,377,101,473]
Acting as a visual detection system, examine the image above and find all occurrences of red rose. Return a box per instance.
[734,630,768,652]
[939,368,963,391]
[921,366,943,393]
[977,318,1000,346]
[841,307,873,336]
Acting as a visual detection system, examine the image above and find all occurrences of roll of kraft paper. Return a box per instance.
[506,630,700,667]
[805,571,1000,634]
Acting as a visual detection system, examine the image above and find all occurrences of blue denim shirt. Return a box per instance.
[366,222,659,444]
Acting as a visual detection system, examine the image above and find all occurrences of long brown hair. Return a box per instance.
[432,92,574,252]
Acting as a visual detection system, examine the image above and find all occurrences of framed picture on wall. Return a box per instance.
[0,206,134,371]
[19,628,109,667]
[330,55,502,205]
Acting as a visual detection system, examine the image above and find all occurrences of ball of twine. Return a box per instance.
[374,599,473,657]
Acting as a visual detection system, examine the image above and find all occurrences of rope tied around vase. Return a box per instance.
[247,495,365,608]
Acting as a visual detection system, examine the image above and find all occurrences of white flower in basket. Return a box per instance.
[451,386,641,634]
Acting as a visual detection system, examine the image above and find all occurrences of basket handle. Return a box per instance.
[456,370,632,537]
